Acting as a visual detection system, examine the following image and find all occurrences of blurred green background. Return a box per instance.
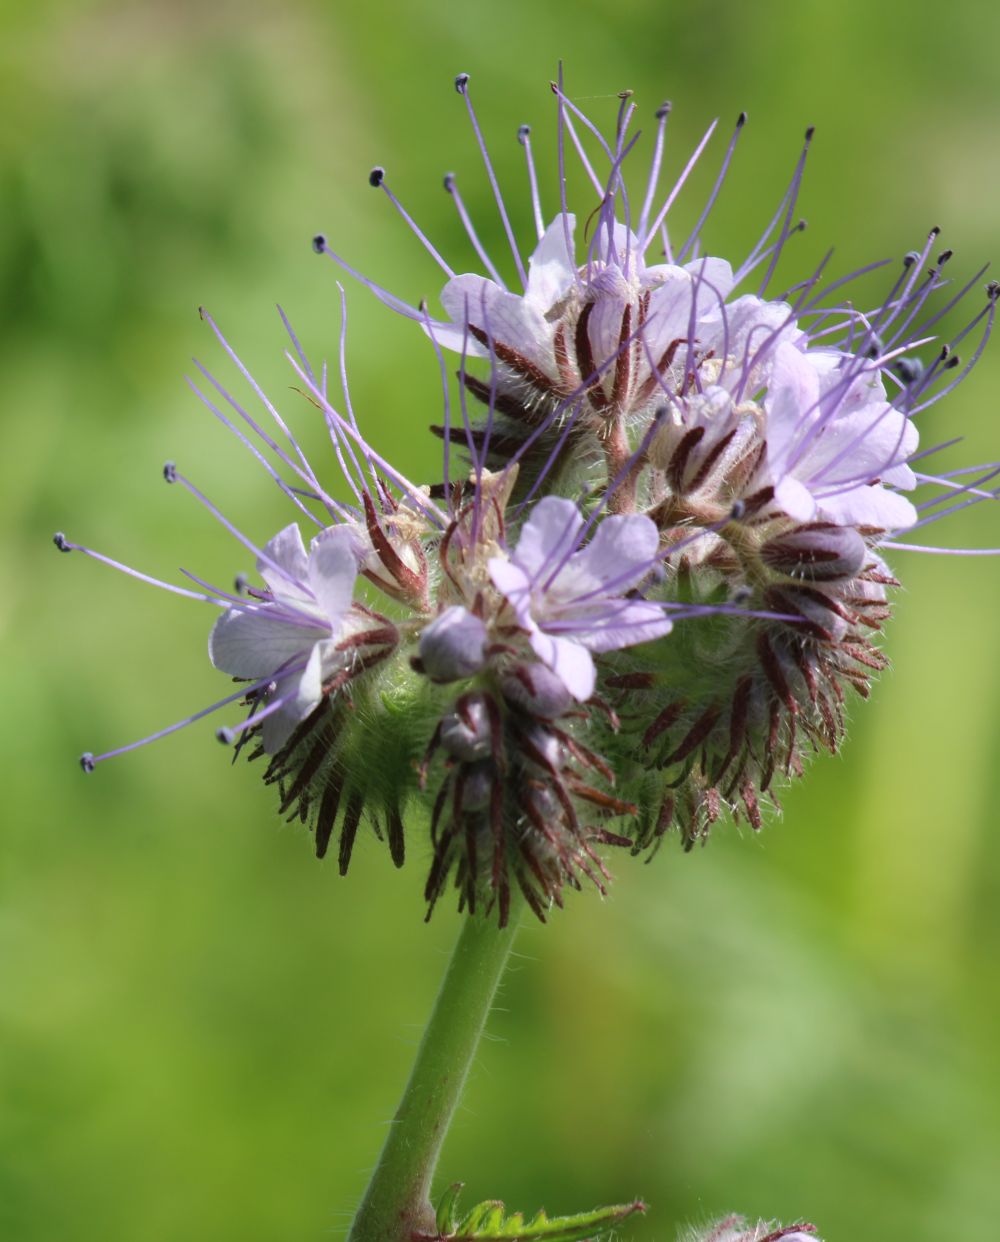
[3,2,1000,1239]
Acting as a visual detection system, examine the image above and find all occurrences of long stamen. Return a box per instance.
[199,308,320,485]
[641,118,719,256]
[369,166,455,277]
[420,304,455,507]
[332,284,376,499]
[454,73,528,289]
[312,233,429,323]
[548,81,609,196]
[637,101,671,246]
[186,374,332,526]
[286,354,448,529]
[517,124,545,242]
[53,532,227,604]
[757,125,815,297]
[80,669,303,770]
[676,111,746,264]
[166,464,314,592]
[443,172,507,287]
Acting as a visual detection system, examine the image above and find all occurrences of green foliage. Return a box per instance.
[418,1182,646,1241]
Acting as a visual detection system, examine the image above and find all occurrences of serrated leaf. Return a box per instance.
[417,1185,647,1241]
[436,1183,465,1234]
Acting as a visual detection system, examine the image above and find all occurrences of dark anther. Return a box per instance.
[197,305,207,320]
[163,462,177,483]
[943,353,961,371]
[80,753,96,774]
[311,234,326,254]
[930,225,941,237]
[902,250,920,268]
[804,125,816,141]
[894,357,924,384]
[53,532,71,552]
[234,573,249,595]
[865,334,885,359]
[939,344,952,360]
[443,172,456,192]
[736,110,747,128]
[730,499,747,521]
[937,249,954,265]
[517,124,530,143]
[368,166,385,188]
[986,280,1000,302]
[656,100,672,119]
[618,90,634,100]
[454,72,469,94]
[795,218,808,232]
[216,726,235,745]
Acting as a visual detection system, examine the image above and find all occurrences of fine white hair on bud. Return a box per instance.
[61,72,999,923]
[679,1217,820,1242]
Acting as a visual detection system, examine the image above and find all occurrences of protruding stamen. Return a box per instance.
[53,532,71,552]
[454,71,528,288]
[372,166,455,277]
[677,110,748,264]
[757,124,815,296]
[517,123,545,242]
[163,461,177,483]
[443,171,507,287]
[80,753,95,773]
[642,118,719,259]
[638,100,672,246]
[312,233,326,254]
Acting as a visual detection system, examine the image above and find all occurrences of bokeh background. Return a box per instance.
[3,2,1000,1239]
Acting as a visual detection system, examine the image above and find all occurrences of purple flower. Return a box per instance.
[764,341,919,529]
[433,214,735,418]
[209,522,361,752]
[488,496,671,700]
[683,1219,819,1242]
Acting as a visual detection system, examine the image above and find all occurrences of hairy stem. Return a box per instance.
[347,896,523,1242]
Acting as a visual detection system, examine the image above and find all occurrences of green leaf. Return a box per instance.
[416,1185,647,1241]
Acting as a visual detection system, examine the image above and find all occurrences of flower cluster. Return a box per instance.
[59,74,997,922]
[680,1217,819,1242]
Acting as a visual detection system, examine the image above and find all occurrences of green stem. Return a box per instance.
[347,895,523,1242]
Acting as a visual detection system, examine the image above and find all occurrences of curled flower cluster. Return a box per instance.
[60,74,998,923]
[680,1217,819,1242]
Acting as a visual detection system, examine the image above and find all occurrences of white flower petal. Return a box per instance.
[439,273,555,376]
[528,628,596,701]
[208,607,326,679]
[561,513,660,597]
[773,475,818,522]
[307,525,360,629]
[510,495,585,582]
[525,214,577,307]
[765,341,822,477]
[818,485,918,531]
[258,522,311,600]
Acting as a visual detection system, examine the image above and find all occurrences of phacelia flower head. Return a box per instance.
[60,72,999,922]
[681,1217,820,1242]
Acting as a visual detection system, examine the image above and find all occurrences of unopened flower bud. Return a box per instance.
[502,663,574,719]
[440,695,493,761]
[681,1215,820,1242]
[419,606,488,682]
[760,523,867,582]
